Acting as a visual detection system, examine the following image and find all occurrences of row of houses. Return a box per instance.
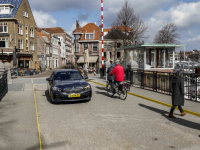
[72,20,129,69]
[0,0,73,70]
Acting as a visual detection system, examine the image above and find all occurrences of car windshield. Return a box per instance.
[54,71,83,80]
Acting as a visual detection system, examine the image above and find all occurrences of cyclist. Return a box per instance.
[107,63,115,83]
[110,60,124,93]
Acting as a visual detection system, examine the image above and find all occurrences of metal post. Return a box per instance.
[101,0,104,68]
[2,49,3,62]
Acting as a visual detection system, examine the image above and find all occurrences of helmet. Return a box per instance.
[115,60,120,65]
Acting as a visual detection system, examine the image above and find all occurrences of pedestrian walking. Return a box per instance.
[169,70,186,118]
[83,63,88,78]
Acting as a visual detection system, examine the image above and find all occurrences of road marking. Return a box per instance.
[33,84,42,150]
[31,79,33,83]
[87,79,200,118]
[22,84,24,91]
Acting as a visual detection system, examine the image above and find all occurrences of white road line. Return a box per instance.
[22,84,24,91]
[31,79,33,84]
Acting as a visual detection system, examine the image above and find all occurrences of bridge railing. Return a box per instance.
[0,71,8,101]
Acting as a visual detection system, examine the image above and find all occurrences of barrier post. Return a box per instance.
[94,67,96,76]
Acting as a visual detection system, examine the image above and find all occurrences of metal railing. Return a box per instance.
[0,71,8,101]
[124,69,200,103]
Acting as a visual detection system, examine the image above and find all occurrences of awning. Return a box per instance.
[89,56,98,63]
[77,56,84,63]
[77,56,98,63]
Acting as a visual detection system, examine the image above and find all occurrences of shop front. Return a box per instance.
[18,54,33,69]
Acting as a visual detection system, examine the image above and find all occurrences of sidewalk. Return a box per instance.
[88,74,200,115]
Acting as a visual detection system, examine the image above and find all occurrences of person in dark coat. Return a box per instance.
[107,64,115,83]
[169,70,186,118]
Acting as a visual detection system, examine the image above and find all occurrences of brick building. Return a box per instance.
[0,0,38,68]
[72,21,99,68]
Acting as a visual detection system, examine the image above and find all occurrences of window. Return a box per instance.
[18,39,23,49]
[30,28,34,38]
[75,35,80,40]
[18,25,23,35]
[30,42,34,51]
[0,7,4,13]
[0,23,8,33]
[85,34,94,39]
[92,43,97,52]
[117,43,121,48]
[23,11,28,17]
[84,43,88,50]
[26,40,28,51]
[5,7,9,13]
[0,6,13,14]
[104,52,106,58]
[117,52,121,58]
[0,38,9,48]
[25,26,28,38]
[75,43,79,52]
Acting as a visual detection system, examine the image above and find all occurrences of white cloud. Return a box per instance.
[188,35,200,42]
[33,11,57,28]
[145,1,200,44]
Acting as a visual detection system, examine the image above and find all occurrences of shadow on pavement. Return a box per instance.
[44,90,90,105]
[95,86,120,99]
[95,86,106,91]
[138,103,200,131]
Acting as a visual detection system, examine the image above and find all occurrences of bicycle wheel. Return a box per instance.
[107,83,114,97]
[119,88,127,100]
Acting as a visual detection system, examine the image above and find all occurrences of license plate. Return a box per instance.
[68,94,81,98]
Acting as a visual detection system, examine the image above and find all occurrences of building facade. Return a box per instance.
[72,21,99,68]
[0,0,38,68]
[37,27,72,68]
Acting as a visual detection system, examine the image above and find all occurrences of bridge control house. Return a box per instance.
[122,44,186,71]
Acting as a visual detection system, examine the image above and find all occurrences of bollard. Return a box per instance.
[4,62,12,84]
[94,67,96,76]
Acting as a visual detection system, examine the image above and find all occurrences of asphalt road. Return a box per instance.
[1,77,200,150]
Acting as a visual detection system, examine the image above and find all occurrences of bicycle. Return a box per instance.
[106,80,130,100]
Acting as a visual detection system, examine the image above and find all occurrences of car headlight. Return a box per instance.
[84,85,91,90]
[52,86,62,91]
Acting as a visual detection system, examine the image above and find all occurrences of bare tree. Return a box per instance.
[104,27,123,61]
[154,22,181,44]
[113,0,148,47]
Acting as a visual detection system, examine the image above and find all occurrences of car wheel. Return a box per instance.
[47,84,49,94]
[50,90,54,103]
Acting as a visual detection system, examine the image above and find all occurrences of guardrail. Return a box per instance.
[0,71,8,101]
[124,69,200,103]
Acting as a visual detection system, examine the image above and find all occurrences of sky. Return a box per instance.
[29,0,200,51]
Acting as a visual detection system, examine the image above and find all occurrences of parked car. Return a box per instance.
[46,69,92,103]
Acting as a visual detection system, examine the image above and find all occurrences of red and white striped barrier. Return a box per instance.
[94,67,96,75]
[101,0,104,68]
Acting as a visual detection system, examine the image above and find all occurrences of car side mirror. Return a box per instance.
[46,78,52,81]
[85,76,88,79]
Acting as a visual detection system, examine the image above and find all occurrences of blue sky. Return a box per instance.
[29,0,200,51]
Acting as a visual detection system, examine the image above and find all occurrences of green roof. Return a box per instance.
[117,43,186,50]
